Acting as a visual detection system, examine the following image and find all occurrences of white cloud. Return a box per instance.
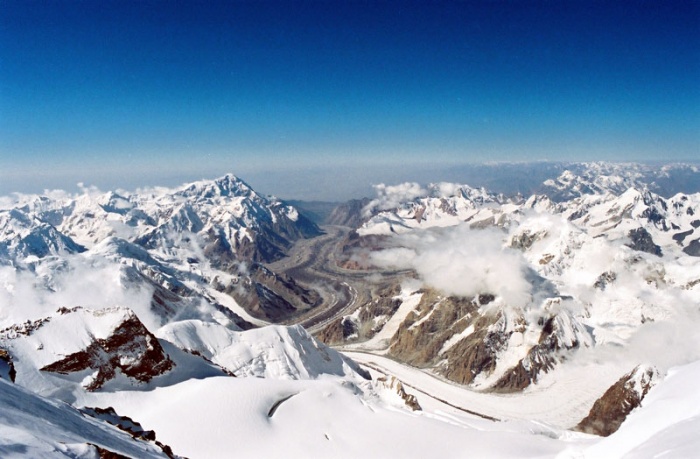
[363,182,429,216]
[369,224,533,308]
[0,254,158,331]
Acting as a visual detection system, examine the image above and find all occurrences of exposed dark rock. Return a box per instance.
[318,283,402,345]
[441,318,509,385]
[388,291,508,386]
[576,365,659,437]
[0,348,16,382]
[89,444,131,459]
[41,310,174,390]
[82,405,189,457]
[626,228,662,256]
[469,216,496,229]
[641,193,668,228]
[492,310,591,392]
[81,406,156,442]
[568,208,588,221]
[594,271,617,290]
[224,263,321,321]
[673,229,694,244]
[317,317,358,345]
[683,238,700,257]
[511,230,548,251]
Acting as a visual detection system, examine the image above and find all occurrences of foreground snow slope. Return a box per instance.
[0,378,170,458]
[79,376,581,459]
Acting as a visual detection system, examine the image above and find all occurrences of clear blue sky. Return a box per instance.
[1,0,698,198]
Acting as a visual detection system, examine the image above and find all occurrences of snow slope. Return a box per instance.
[78,376,582,459]
[158,320,368,380]
[0,378,172,458]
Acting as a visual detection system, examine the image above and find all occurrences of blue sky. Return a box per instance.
[1,0,698,198]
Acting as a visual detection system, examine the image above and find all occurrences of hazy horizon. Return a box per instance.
[1,159,699,203]
[1,1,698,200]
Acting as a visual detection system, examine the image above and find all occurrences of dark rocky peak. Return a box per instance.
[32,307,174,391]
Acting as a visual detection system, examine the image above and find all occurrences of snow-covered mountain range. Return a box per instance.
[0,174,323,329]
[1,163,699,458]
[323,163,700,439]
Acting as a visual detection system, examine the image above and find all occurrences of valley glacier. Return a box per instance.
[0,162,699,458]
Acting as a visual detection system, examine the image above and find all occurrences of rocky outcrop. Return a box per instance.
[376,375,422,411]
[388,292,508,385]
[594,271,617,290]
[40,308,174,391]
[683,238,700,257]
[81,406,157,442]
[317,317,359,345]
[318,284,404,345]
[576,365,660,436]
[626,228,662,256]
[510,229,549,251]
[0,348,16,382]
[440,316,509,385]
[81,407,182,458]
[492,308,593,392]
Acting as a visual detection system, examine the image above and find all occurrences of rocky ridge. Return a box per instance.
[576,365,660,436]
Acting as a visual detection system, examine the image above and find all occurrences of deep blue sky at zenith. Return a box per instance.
[0,0,699,199]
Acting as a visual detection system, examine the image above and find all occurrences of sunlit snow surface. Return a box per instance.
[78,376,574,459]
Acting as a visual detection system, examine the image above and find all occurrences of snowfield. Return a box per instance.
[77,376,580,459]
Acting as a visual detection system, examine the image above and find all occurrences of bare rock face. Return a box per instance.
[388,291,506,385]
[39,308,174,391]
[0,348,16,382]
[317,317,358,345]
[222,263,321,321]
[594,271,617,290]
[492,308,594,392]
[576,365,660,437]
[510,229,548,251]
[81,406,182,458]
[626,228,662,257]
[683,238,700,257]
